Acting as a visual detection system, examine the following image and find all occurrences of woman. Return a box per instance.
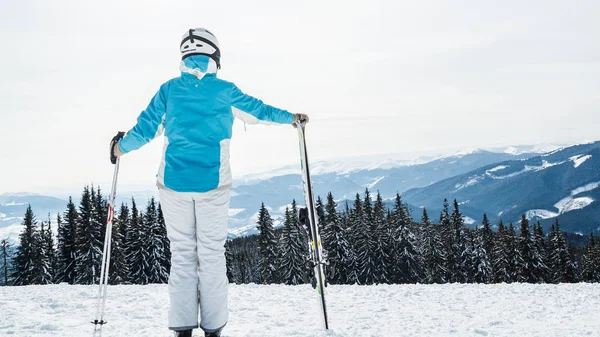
[111,28,308,337]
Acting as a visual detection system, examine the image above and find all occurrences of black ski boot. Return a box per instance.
[174,330,192,337]
[204,327,223,337]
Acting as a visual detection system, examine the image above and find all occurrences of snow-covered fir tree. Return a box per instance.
[124,198,141,284]
[518,214,535,283]
[492,221,511,283]
[450,199,470,283]
[531,221,549,283]
[256,203,279,284]
[57,198,78,284]
[506,223,522,283]
[471,227,492,283]
[421,208,447,284]
[109,203,129,284]
[548,220,577,283]
[225,241,234,283]
[144,198,168,284]
[40,215,57,283]
[157,203,171,277]
[439,199,454,282]
[348,193,366,284]
[372,192,390,284]
[129,200,152,284]
[0,239,13,286]
[581,233,599,282]
[321,192,354,285]
[278,203,308,285]
[391,194,420,284]
[356,189,379,285]
[74,186,104,284]
[12,206,44,285]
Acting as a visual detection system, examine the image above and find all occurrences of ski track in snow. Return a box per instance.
[1,283,600,337]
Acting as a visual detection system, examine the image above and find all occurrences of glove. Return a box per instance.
[293,113,310,126]
[110,131,126,164]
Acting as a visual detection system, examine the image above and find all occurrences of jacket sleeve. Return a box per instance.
[230,84,295,125]
[119,82,168,154]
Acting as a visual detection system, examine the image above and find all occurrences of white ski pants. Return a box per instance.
[159,186,230,332]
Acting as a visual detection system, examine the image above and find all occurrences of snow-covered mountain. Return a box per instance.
[227,149,541,236]
[402,141,600,234]
[0,143,567,239]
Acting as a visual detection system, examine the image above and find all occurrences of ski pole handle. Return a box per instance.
[110,131,126,165]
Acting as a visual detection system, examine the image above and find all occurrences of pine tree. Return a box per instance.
[348,193,366,284]
[372,192,390,283]
[109,203,129,284]
[581,233,599,282]
[450,199,470,283]
[357,189,379,285]
[144,198,168,284]
[40,215,56,284]
[12,206,43,285]
[321,192,354,285]
[531,221,549,283]
[57,198,78,284]
[548,220,577,283]
[74,186,104,284]
[278,205,308,285]
[480,214,494,267]
[1,239,13,286]
[506,223,522,283]
[518,214,535,283]
[439,199,454,282]
[471,227,492,283]
[391,194,420,284]
[421,208,447,283]
[225,241,234,283]
[157,203,171,279]
[493,221,511,283]
[124,198,140,284]
[256,203,279,284]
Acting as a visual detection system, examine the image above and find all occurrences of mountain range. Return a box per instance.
[2,142,598,240]
[402,141,600,234]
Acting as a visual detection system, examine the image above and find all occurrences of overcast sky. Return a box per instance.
[1,0,599,195]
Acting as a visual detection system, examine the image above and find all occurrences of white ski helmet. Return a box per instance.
[180,28,221,69]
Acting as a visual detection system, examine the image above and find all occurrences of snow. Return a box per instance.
[456,160,567,192]
[0,212,5,218]
[486,165,509,173]
[571,181,600,196]
[366,176,386,189]
[554,197,594,214]
[454,176,485,191]
[0,192,40,197]
[569,154,592,168]
[227,223,258,237]
[1,283,599,337]
[228,208,245,217]
[525,209,559,220]
[0,201,26,206]
[462,216,476,225]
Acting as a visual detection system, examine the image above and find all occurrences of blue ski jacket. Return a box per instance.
[119,55,295,192]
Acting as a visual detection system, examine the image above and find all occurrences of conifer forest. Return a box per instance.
[2,186,599,287]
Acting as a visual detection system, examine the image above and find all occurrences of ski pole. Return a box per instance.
[93,132,124,334]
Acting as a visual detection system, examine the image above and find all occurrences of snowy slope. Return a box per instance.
[402,141,600,233]
[1,283,599,337]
